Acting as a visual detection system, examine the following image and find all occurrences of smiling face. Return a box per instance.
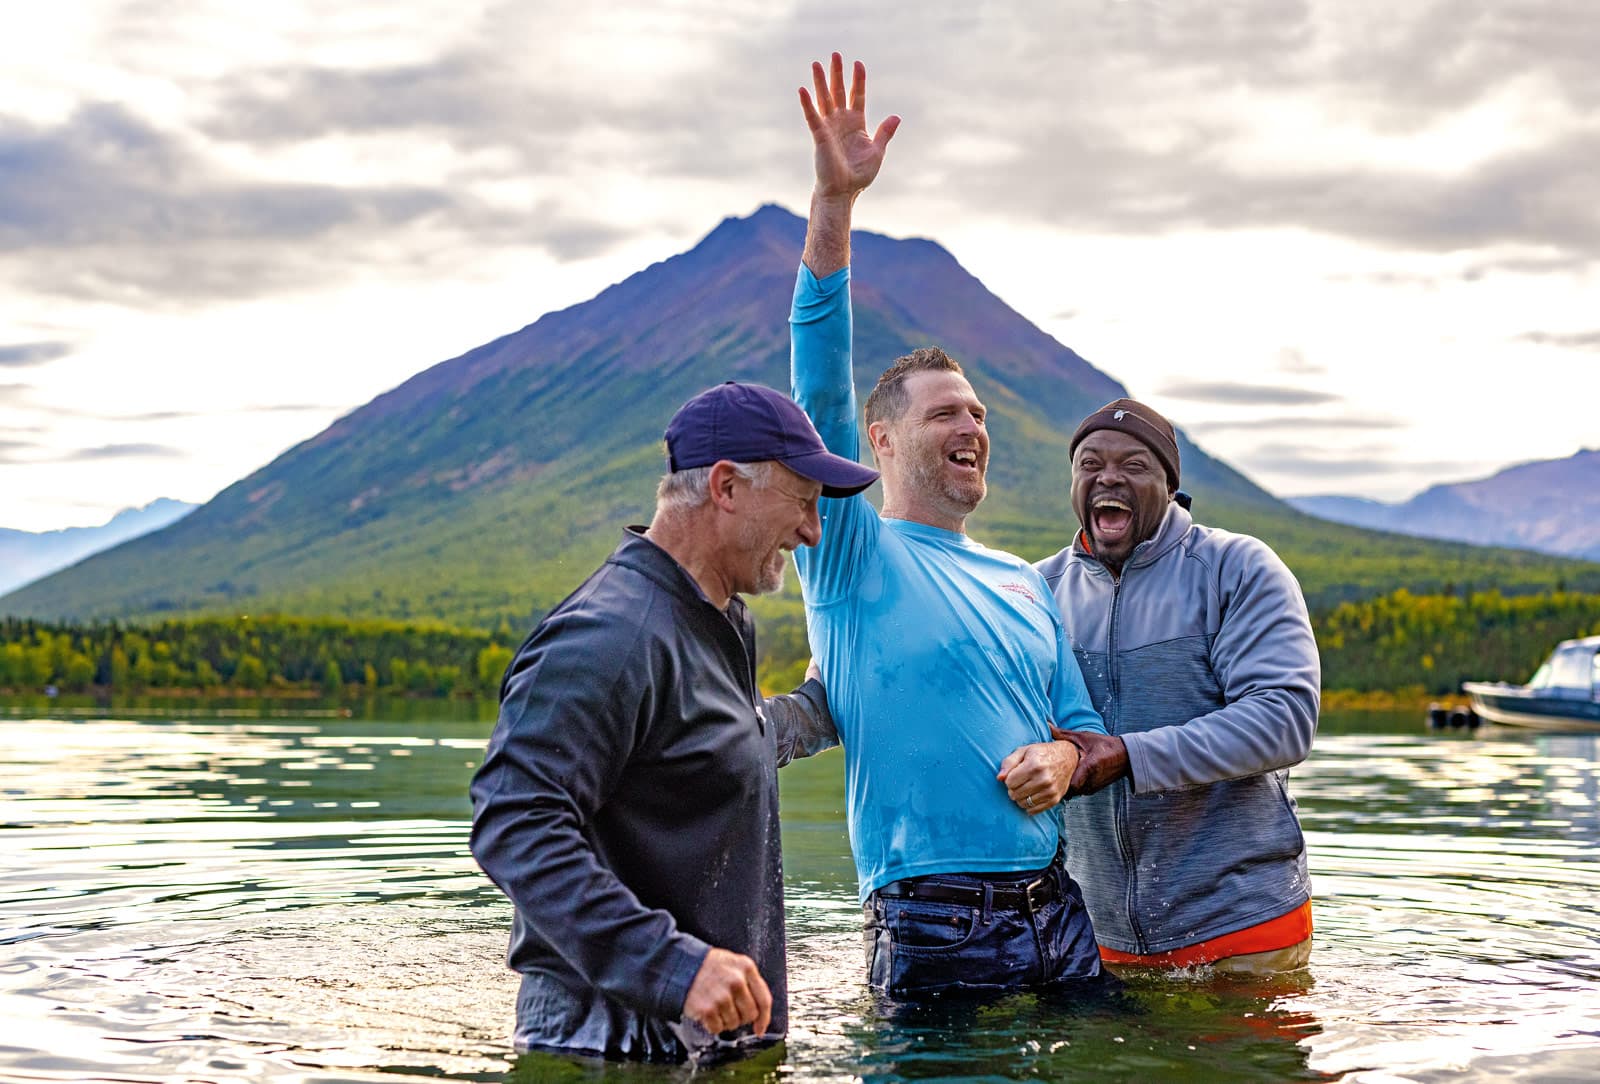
[873,369,989,529]
[1071,429,1175,574]
[731,464,823,596]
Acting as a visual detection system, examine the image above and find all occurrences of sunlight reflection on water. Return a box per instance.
[2,712,1598,1082]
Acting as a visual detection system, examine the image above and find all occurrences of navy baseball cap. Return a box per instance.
[665,381,879,498]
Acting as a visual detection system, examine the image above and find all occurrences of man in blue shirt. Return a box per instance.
[789,54,1108,997]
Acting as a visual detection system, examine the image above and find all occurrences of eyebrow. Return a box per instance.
[923,398,984,416]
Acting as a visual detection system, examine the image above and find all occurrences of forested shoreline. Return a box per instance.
[0,616,515,699]
[1314,589,1600,693]
[3,589,1598,701]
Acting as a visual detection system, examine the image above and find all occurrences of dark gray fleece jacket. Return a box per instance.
[470,528,835,1061]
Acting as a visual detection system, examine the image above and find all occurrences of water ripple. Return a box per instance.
[2,714,1599,1082]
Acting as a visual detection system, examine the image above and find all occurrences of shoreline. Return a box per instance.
[2,685,1462,714]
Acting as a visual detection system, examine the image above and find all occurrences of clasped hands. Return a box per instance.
[999,727,1130,814]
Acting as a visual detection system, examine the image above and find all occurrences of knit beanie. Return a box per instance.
[1069,398,1181,490]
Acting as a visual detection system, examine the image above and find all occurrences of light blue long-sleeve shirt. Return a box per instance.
[790,263,1105,901]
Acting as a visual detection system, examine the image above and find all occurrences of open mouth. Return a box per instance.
[948,449,979,471]
[1091,497,1134,542]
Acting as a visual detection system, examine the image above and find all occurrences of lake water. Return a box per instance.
[3,704,1598,1082]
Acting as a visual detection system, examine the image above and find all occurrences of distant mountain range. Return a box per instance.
[1290,449,1600,562]
[0,499,197,597]
[4,206,1595,627]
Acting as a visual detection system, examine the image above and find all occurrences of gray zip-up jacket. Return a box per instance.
[1034,502,1319,955]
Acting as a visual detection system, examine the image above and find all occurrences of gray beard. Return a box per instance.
[737,516,788,595]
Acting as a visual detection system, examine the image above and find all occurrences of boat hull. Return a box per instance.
[1463,682,1600,731]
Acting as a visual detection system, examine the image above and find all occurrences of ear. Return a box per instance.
[706,460,742,513]
[866,419,894,462]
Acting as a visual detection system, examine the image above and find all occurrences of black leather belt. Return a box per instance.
[876,873,1057,910]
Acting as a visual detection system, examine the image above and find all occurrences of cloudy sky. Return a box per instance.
[4,0,1596,532]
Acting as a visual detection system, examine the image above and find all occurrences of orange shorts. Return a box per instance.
[1099,900,1313,968]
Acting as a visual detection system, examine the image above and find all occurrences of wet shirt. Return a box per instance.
[469,529,832,1061]
[790,264,1105,902]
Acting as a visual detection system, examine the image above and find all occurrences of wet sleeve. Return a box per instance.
[790,262,880,605]
[767,677,839,767]
[468,602,708,1019]
[1123,539,1320,794]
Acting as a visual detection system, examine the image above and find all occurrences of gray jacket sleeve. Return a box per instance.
[767,677,839,767]
[469,603,709,1020]
[1123,537,1320,794]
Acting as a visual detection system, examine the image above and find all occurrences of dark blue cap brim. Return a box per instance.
[781,448,880,498]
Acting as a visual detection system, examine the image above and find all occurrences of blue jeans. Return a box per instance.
[863,855,1102,997]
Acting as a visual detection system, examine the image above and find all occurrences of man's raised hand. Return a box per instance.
[799,53,900,201]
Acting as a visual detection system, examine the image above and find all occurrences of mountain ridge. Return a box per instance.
[0,499,197,597]
[1290,449,1600,561]
[5,207,1596,627]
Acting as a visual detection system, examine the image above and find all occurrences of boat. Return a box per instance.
[1462,635,1600,730]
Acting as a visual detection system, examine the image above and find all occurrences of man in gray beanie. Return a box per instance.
[1034,397,1321,973]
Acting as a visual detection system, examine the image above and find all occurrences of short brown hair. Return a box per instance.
[864,347,964,426]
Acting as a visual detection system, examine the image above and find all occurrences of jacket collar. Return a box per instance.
[612,526,750,622]
[1072,500,1193,577]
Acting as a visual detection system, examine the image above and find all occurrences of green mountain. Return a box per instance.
[5,206,1596,631]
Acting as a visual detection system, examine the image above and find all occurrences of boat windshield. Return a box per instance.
[1545,645,1593,699]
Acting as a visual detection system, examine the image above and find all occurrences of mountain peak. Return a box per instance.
[1,209,1274,622]
[1289,446,1600,561]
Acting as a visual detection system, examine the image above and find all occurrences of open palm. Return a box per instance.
[799,53,900,199]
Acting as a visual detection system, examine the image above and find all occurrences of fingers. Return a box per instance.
[806,55,893,132]
[1069,757,1094,794]
[728,969,759,1032]
[798,87,823,135]
[811,61,830,114]
[1000,743,1073,814]
[1009,779,1056,815]
[874,114,900,151]
[752,967,773,1037]
[683,949,771,1036]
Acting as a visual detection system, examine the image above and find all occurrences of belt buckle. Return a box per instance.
[1024,874,1050,909]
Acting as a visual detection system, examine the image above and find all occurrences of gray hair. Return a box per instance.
[655,460,775,512]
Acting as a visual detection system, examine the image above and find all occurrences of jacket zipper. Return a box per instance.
[1106,571,1146,953]
[733,612,764,732]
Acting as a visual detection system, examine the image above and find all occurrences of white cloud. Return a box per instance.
[3,0,1598,527]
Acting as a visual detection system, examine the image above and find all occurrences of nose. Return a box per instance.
[796,497,822,548]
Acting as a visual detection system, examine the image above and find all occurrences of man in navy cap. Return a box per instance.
[470,381,877,1063]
